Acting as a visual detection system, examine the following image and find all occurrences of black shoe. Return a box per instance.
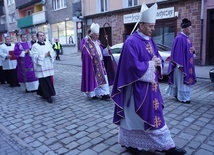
[16,83,21,87]
[178,100,191,104]
[26,89,37,93]
[47,97,53,103]
[30,90,37,93]
[90,96,98,99]
[121,145,140,154]
[165,147,186,155]
[101,95,111,101]
[25,89,30,93]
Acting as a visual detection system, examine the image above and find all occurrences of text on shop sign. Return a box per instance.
[124,7,174,24]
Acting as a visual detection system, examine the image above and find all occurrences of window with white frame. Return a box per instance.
[128,0,138,7]
[27,10,32,16]
[52,0,66,10]
[0,16,6,24]
[9,13,15,23]
[7,0,14,5]
[51,20,75,44]
[98,0,107,12]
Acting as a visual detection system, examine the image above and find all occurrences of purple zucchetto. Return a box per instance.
[181,18,191,28]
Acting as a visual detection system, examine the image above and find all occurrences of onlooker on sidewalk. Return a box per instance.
[30,34,37,45]
[0,36,20,87]
[52,38,62,61]
[165,18,196,104]
[80,23,111,101]
[30,31,56,103]
[14,33,39,93]
[111,3,186,155]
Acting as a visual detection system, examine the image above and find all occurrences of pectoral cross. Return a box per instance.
[146,42,154,55]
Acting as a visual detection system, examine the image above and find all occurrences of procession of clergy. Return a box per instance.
[0,32,56,103]
[0,1,195,153]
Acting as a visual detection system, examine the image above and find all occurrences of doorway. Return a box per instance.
[99,24,112,48]
[206,9,214,65]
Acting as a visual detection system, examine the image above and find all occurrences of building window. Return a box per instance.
[52,0,66,10]
[0,16,6,24]
[99,0,107,12]
[9,13,15,23]
[7,0,14,5]
[153,21,175,48]
[51,20,75,44]
[26,10,32,16]
[128,0,138,7]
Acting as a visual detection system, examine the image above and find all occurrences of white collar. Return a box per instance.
[137,29,150,40]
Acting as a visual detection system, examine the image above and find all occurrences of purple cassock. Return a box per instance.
[14,42,37,83]
[80,38,107,93]
[111,32,166,131]
[168,32,196,85]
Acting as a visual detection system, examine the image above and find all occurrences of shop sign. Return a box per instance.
[76,21,82,33]
[124,7,174,24]
[156,7,174,20]
[123,12,140,24]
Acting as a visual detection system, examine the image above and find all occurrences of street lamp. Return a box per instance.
[75,8,82,19]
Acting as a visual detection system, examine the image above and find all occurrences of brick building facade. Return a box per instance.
[84,0,203,64]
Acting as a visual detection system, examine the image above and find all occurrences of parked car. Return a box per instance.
[209,66,214,82]
[110,43,171,76]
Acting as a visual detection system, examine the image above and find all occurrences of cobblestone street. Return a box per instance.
[0,55,214,155]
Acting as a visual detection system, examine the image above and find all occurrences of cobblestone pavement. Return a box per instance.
[0,58,214,155]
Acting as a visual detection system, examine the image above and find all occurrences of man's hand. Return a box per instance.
[152,56,161,67]
[6,55,11,59]
[179,66,184,72]
[190,47,195,54]
[25,49,30,53]
[45,51,50,57]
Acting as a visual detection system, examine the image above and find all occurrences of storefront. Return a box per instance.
[123,6,177,48]
[87,0,202,65]
[50,20,75,45]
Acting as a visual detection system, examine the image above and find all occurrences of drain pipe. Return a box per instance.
[199,0,204,65]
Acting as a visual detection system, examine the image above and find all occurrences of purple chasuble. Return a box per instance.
[168,33,196,85]
[80,38,107,93]
[14,42,37,83]
[111,32,165,131]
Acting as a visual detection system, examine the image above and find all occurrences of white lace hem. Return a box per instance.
[118,124,175,151]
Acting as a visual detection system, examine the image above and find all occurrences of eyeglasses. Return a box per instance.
[188,26,193,30]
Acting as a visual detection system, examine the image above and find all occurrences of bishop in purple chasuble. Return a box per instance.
[80,38,107,93]
[111,32,165,131]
